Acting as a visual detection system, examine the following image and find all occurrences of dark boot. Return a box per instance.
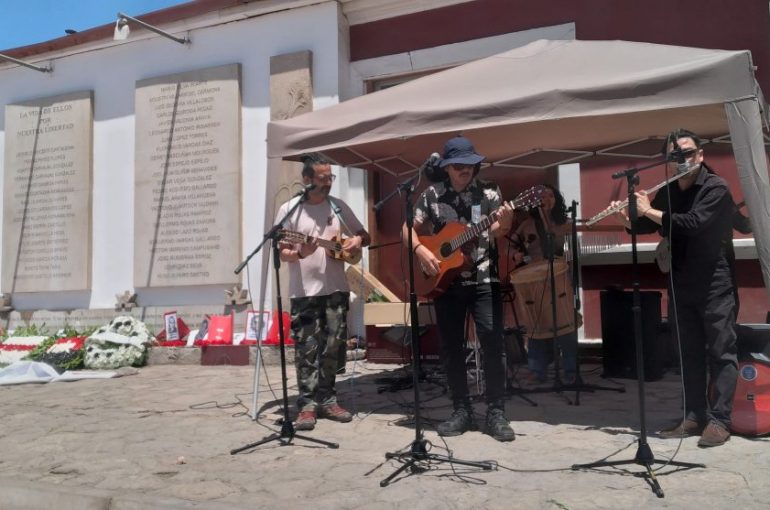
[437,404,475,437]
[485,406,515,442]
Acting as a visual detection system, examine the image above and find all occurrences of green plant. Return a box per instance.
[9,323,49,337]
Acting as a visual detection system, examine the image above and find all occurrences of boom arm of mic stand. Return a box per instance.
[612,156,671,180]
[373,171,420,213]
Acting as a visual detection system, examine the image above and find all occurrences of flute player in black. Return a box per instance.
[607,129,749,447]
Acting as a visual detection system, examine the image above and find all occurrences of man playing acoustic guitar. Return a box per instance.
[404,135,516,442]
[276,153,370,431]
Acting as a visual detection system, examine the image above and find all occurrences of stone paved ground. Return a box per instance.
[1,361,769,509]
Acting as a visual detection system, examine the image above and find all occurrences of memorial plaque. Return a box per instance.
[2,91,93,293]
[134,64,241,287]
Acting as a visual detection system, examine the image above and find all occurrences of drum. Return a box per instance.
[509,260,576,339]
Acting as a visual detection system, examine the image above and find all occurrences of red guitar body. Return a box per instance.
[731,361,770,436]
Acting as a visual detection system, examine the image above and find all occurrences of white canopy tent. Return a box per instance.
[267,38,770,305]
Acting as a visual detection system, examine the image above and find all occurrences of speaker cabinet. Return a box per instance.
[600,290,664,381]
[366,324,440,364]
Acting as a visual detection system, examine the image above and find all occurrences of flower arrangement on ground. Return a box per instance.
[0,324,50,366]
[84,316,154,370]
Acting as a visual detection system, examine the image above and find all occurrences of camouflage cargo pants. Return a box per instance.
[290,291,350,411]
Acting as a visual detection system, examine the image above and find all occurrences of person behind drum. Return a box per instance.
[405,135,516,442]
[510,184,577,385]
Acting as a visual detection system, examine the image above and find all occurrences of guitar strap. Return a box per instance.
[471,183,499,269]
[327,197,355,237]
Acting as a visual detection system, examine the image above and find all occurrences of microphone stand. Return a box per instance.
[571,159,703,497]
[231,187,339,454]
[562,200,625,404]
[375,170,493,487]
[507,208,574,404]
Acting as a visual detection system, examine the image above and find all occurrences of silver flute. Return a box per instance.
[585,163,698,226]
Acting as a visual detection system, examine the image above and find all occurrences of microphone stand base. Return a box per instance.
[380,438,495,487]
[572,438,705,499]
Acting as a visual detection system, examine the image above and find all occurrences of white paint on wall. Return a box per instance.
[0,2,346,310]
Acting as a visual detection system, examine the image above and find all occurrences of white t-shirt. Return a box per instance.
[275,196,364,298]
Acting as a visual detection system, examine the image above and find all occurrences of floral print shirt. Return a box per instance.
[414,178,502,286]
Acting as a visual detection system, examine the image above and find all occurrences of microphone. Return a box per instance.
[295,183,316,197]
[421,152,441,173]
[422,152,444,182]
[669,148,696,164]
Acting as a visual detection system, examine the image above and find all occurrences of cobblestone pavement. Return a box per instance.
[1,362,768,509]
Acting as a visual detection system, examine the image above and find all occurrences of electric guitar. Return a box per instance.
[278,229,362,265]
[408,185,546,298]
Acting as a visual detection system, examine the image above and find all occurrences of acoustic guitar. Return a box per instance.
[408,185,546,298]
[278,229,362,264]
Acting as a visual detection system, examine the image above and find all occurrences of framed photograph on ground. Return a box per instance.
[164,311,180,341]
[245,310,271,342]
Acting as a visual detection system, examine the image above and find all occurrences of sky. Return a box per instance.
[0,0,189,51]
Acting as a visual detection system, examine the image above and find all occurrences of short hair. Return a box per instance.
[301,153,331,179]
[661,128,702,155]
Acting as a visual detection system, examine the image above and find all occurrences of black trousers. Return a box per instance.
[672,266,738,427]
[434,282,505,407]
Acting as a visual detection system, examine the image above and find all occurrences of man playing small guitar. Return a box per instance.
[402,135,515,442]
[278,229,362,265]
[275,154,370,431]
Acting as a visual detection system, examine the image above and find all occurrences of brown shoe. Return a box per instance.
[318,403,353,423]
[658,418,704,438]
[294,410,317,431]
[698,421,730,447]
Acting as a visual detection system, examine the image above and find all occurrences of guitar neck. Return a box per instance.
[450,210,500,251]
[280,230,340,250]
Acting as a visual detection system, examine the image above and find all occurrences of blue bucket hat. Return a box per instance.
[438,135,485,168]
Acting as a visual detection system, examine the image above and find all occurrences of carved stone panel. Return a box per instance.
[2,91,93,292]
[266,51,313,308]
[134,64,241,287]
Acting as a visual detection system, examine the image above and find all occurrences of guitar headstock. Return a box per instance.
[513,185,547,211]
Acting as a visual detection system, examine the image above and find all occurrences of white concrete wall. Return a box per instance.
[0,2,348,310]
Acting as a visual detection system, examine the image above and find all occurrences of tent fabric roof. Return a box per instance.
[267,39,763,174]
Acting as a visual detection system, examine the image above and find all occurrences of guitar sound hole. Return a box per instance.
[439,243,452,258]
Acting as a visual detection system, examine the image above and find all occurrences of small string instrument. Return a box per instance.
[278,229,362,264]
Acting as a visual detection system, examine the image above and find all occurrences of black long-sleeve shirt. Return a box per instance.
[635,166,738,297]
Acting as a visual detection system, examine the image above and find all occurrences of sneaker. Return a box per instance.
[658,418,704,439]
[437,407,476,437]
[698,421,730,447]
[294,410,317,431]
[318,403,353,423]
[485,407,515,442]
